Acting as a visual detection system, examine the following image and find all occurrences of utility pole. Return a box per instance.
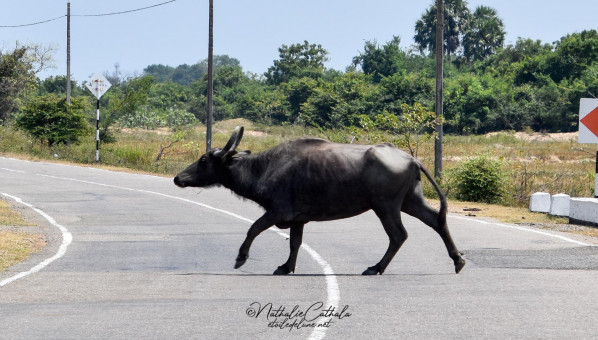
[434,0,444,179]
[66,0,71,104]
[206,0,214,152]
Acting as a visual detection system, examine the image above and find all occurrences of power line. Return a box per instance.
[0,0,176,28]
[0,15,65,28]
[72,0,176,17]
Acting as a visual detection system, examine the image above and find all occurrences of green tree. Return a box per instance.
[299,72,379,129]
[189,65,252,122]
[100,76,154,141]
[379,71,434,113]
[414,0,471,57]
[479,38,552,78]
[0,47,35,122]
[15,95,90,146]
[264,41,329,85]
[143,64,175,83]
[236,85,291,124]
[38,75,85,97]
[280,77,319,122]
[352,36,405,83]
[144,55,240,85]
[444,73,498,134]
[546,30,598,83]
[374,103,438,157]
[462,6,505,61]
[1,43,55,123]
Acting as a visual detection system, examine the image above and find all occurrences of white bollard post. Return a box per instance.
[549,194,570,217]
[529,192,551,213]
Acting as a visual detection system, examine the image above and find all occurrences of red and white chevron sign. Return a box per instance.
[579,98,598,144]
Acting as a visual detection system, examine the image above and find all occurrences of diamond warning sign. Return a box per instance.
[85,73,111,99]
[579,98,598,144]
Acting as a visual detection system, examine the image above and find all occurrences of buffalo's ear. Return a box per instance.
[222,150,238,165]
[223,150,250,165]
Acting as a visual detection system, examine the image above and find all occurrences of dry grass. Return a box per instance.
[1,121,596,208]
[443,200,569,224]
[568,228,598,238]
[0,231,46,271]
[415,131,596,205]
[0,200,45,272]
[0,200,30,226]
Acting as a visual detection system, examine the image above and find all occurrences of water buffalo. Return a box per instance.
[174,126,465,275]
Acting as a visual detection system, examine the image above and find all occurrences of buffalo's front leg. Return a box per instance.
[273,224,305,275]
[235,213,276,269]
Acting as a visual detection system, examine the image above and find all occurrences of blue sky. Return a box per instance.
[1,0,597,83]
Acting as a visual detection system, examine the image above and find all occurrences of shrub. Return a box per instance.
[118,107,197,130]
[449,154,508,203]
[15,95,90,146]
[164,108,197,129]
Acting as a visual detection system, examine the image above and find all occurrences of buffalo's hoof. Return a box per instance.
[455,259,466,274]
[362,266,381,275]
[273,265,292,275]
[234,255,248,269]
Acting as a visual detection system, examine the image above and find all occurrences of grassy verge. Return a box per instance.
[1,120,596,226]
[0,200,45,272]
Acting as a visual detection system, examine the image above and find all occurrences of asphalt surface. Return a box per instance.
[1,156,597,339]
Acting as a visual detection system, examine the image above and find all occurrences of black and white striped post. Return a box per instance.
[95,99,100,162]
[85,73,111,162]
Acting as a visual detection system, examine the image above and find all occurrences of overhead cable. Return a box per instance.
[0,15,65,28]
[0,0,176,28]
[72,0,176,17]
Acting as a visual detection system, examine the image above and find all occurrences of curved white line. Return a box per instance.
[449,215,595,247]
[34,173,339,339]
[0,193,73,287]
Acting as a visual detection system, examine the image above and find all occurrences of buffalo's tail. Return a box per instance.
[417,161,447,228]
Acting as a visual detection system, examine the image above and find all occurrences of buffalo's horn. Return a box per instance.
[213,126,244,158]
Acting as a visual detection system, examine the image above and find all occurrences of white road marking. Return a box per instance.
[34,173,339,339]
[450,215,595,247]
[0,193,73,287]
[0,167,26,174]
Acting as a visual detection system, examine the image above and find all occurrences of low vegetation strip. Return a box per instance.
[0,200,45,272]
[2,120,595,207]
[0,199,30,226]
[0,231,45,272]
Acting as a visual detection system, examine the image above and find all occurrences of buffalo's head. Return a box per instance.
[174,126,244,188]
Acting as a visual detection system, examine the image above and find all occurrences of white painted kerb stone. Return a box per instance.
[529,192,551,213]
[549,193,570,217]
[569,198,598,227]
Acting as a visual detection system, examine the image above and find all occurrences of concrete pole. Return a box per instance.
[206,0,214,152]
[66,1,71,104]
[434,0,444,179]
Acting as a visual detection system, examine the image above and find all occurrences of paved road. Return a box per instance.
[1,156,597,339]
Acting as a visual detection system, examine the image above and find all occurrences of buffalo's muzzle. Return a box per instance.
[173,176,186,188]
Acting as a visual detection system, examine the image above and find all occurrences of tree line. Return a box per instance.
[2,0,598,147]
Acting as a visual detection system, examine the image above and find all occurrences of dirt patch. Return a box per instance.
[120,127,171,135]
[486,131,578,142]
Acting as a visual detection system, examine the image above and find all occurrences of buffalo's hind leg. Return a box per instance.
[273,224,304,275]
[402,185,465,273]
[363,205,407,275]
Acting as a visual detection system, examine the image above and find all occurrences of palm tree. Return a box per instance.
[463,6,506,61]
[414,0,470,57]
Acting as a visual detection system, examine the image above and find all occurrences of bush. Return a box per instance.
[449,154,508,204]
[15,95,90,146]
[119,107,197,130]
